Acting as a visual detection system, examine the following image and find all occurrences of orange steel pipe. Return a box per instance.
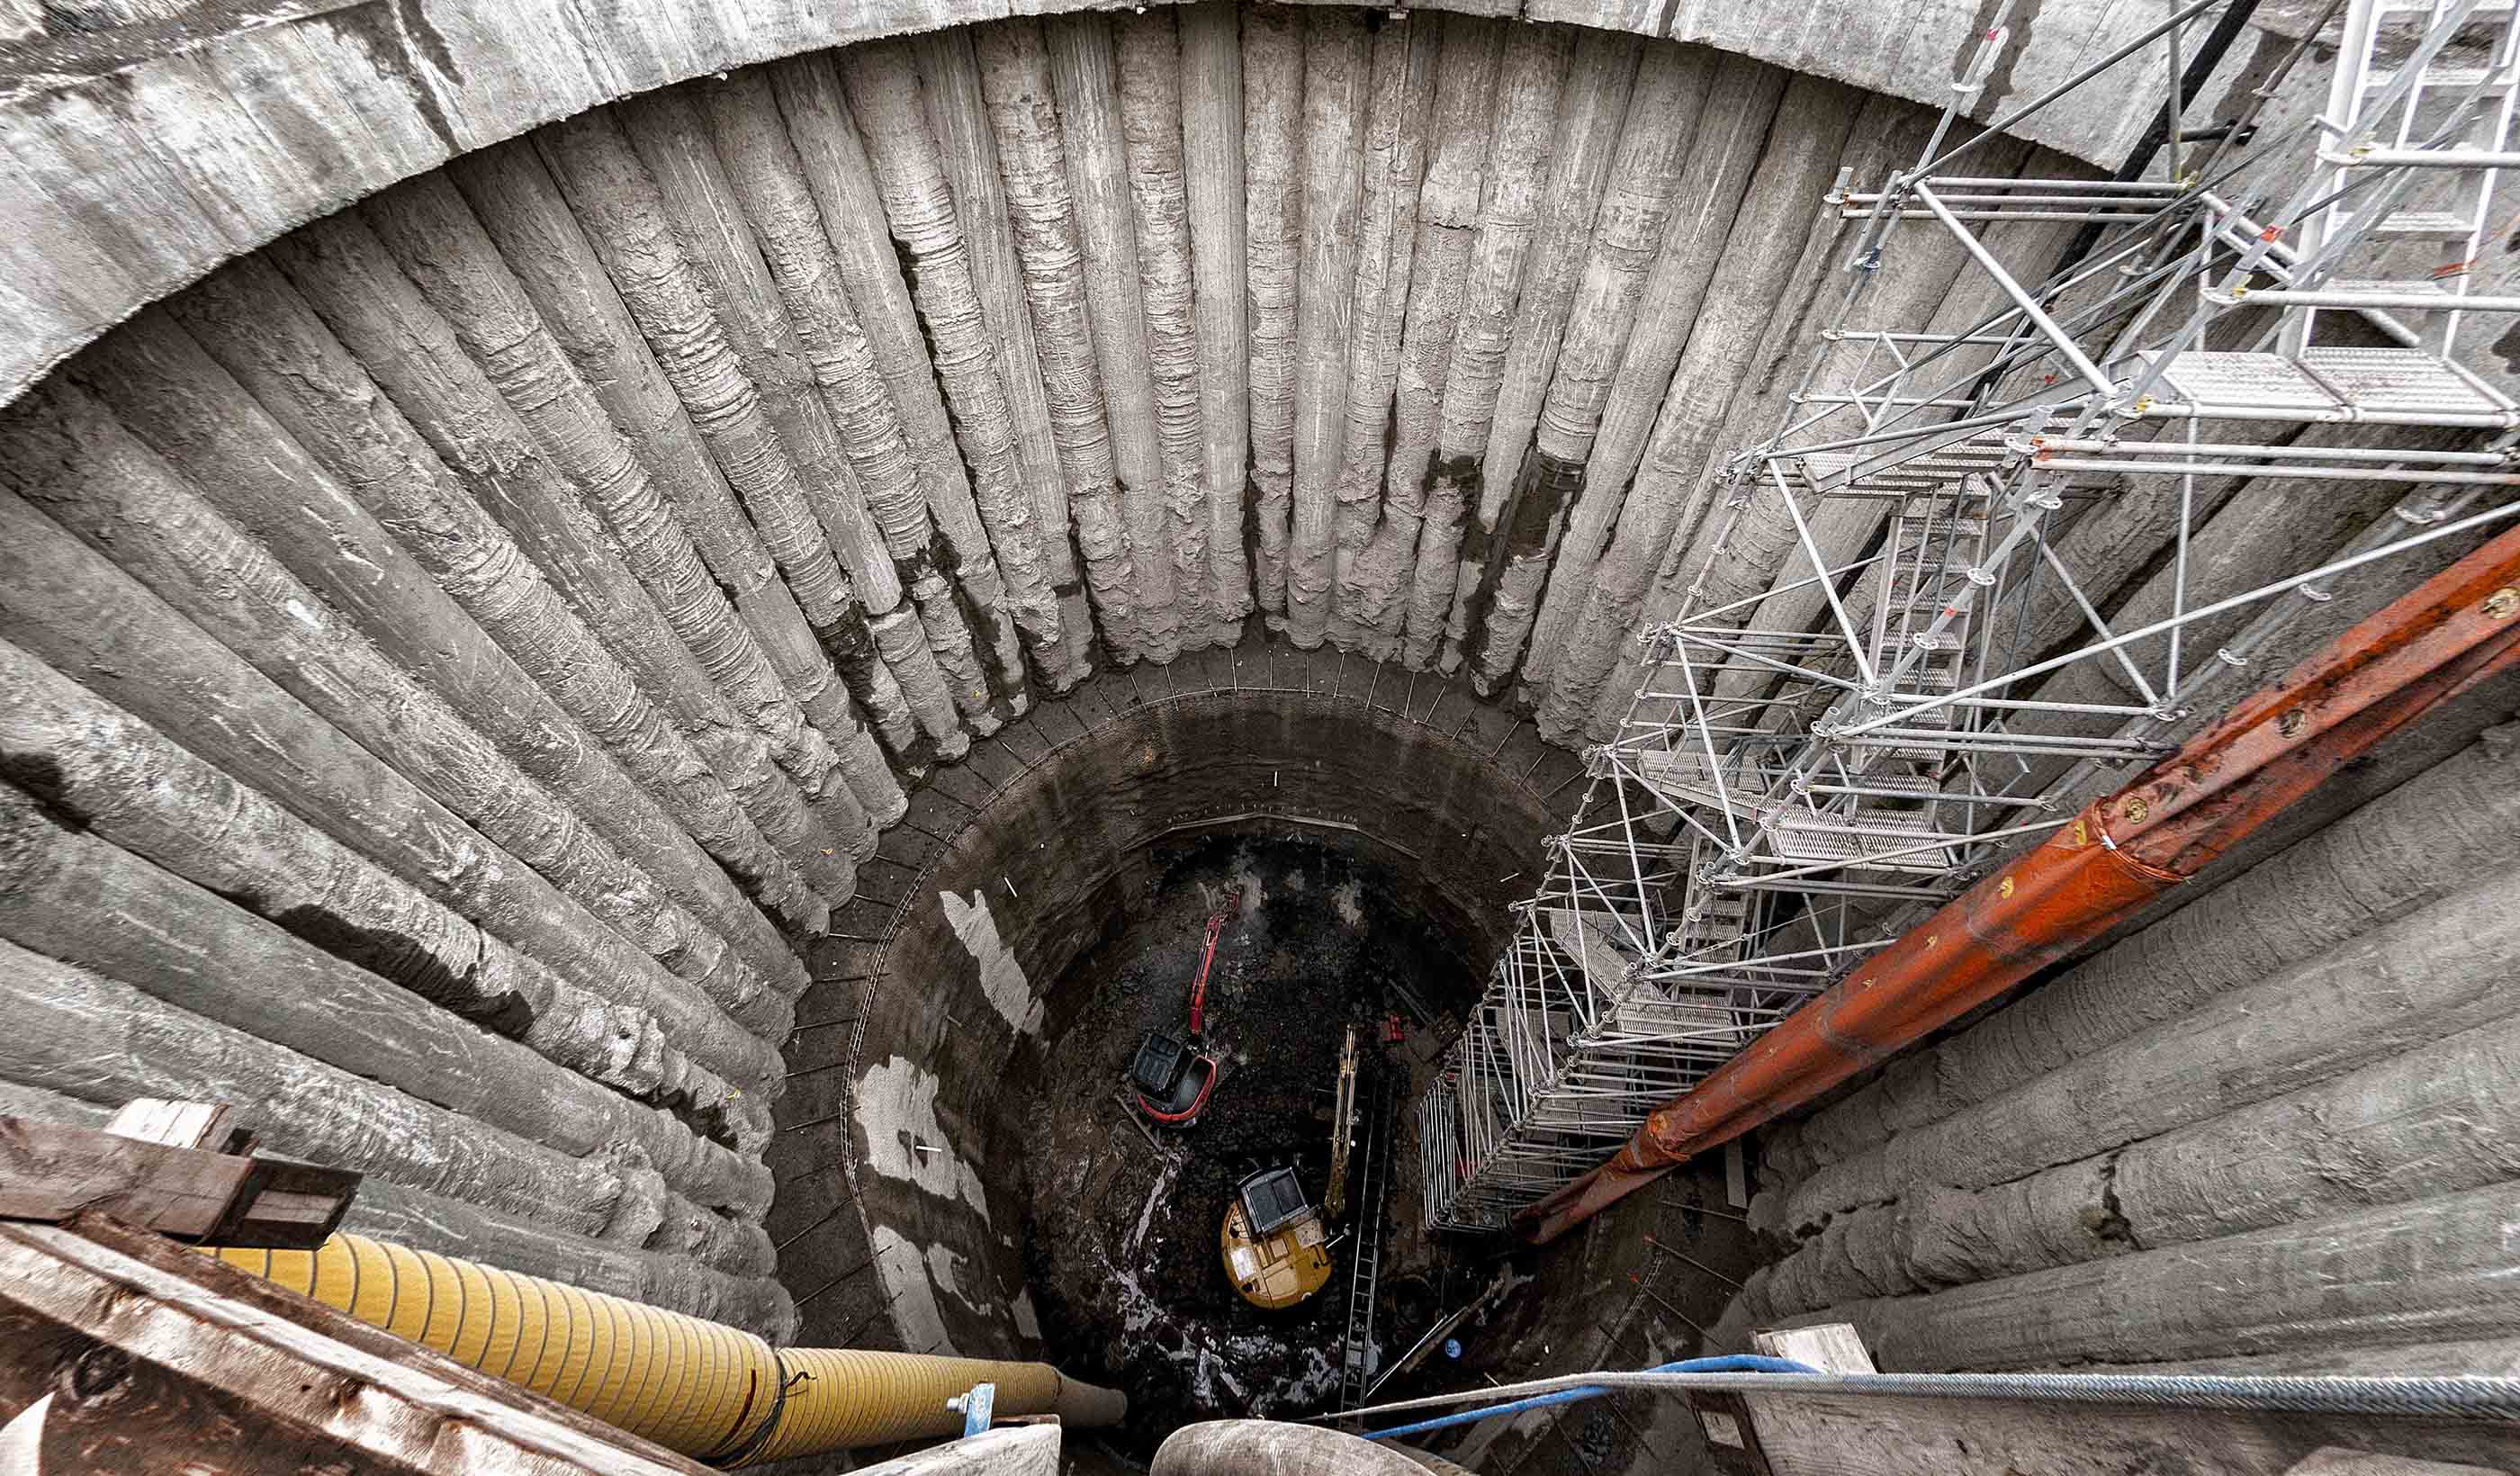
[1519,520,2520,1245]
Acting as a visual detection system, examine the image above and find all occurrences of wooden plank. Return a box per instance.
[106,1098,243,1153]
[0,1299,439,1475]
[0,1217,708,1475]
[0,1114,357,1247]
[202,1164,361,1246]
[0,1115,254,1238]
[1753,1324,1876,1374]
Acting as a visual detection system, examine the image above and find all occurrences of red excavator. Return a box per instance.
[1129,891,1238,1126]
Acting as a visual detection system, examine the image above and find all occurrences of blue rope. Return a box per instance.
[1359,1355,1816,1442]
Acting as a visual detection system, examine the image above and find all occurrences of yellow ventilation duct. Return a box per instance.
[204,1234,1123,1464]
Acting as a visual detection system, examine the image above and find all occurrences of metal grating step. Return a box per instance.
[2142,352,2336,416]
[1785,450,1952,498]
[1780,429,2028,500]
[2136,347,2520,426]
[1602,993,1752,1044]
[2366,65,2516,94]
[1768,809,1964,872]
[1634,746,1761,818]
[1826,770,1941,796]
[2300,346,2520,418]
[2336,207,2480,239]
[1890,626,1964,652]
[1541,907,1646,995]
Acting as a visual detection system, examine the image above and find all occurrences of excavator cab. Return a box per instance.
[1221,1166,1333,1310]
[1130,1030,1217,1122]
[1127,893,1238,1126]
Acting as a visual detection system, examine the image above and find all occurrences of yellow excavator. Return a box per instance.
[1220,1165,1333,1310]
[1220,1027,1360,1310]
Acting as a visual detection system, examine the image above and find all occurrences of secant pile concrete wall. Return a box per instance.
[5,0,2509,1404]
[1718,718,2520,1376]
[0,3,2092,1355]
[0,0,2192,741]
[773,640,1582,1357]
[1,0,2199,409]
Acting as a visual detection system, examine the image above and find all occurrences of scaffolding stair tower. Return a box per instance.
[1417,0,2520,1232]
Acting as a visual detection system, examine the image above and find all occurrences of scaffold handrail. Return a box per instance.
[1415,0,2520,1234]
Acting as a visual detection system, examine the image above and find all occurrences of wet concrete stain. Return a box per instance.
[1424,451,1488,653]
[1455,441,1580,683]
[320,0,465,152]
[1241,462,1274,615]
[886,230,1027,669]
[2492,318,2520,378]
[1434,452,1488,564]
[823,608,944,769]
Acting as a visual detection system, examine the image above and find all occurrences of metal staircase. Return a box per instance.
[1416,0,2520,1233]
[2282,0,2520,356]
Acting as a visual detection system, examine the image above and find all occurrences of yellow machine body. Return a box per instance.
[1324,1025,1360,1222]
[1220,1199,1332,1310]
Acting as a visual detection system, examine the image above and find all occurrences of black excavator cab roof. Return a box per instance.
[1132,1030,1188,1094]
[1131,1030,1211,1119]
[1236,1166,1312,1238]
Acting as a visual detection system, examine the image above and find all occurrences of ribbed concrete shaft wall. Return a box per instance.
[1719,720,2520,1375]
[0,0,2198,408]
[7,0,2516,1417]
[4,4,2064,1354]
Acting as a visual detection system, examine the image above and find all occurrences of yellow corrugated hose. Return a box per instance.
[204,1235,1124,1464]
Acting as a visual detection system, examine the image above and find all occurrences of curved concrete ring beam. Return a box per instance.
[4,0,2182,406]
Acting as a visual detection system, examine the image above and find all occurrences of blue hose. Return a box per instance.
[1358,1355,1815,1442]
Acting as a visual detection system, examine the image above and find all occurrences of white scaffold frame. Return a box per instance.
[1420,0,2520,1232]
